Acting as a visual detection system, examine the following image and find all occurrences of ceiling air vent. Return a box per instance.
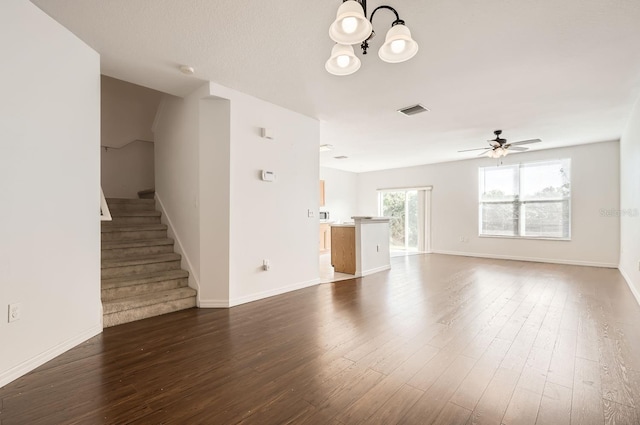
[397,104,429,116]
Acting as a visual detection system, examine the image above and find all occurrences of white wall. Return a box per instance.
[357,141,620,267]
[101,141,154,198]
[0,0,101,386]
[620,95,640,302]
[155,82,320,307]
[154,88,206,293]
[356,220,391,276]
[208,83,320,305]
[320,167,358,223]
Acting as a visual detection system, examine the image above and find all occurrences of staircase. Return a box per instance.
[101,198,197,327]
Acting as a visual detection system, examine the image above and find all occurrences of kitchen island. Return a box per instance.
[330,217,391,277]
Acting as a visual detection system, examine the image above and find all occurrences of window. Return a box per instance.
[479,159,571,239]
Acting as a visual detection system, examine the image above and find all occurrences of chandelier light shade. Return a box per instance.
[378,24,419,63]
[326,0,418,76]
[329,0,373,45]
[325,43,362,76]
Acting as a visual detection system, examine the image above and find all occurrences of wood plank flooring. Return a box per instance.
[1,254,640,424]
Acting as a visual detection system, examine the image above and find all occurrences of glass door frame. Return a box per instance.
[377,186,432,253]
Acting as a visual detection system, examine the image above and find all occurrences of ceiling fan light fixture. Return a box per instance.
[325,43,361,76]
[378,24,418,63]
[488,147,508,158]
[329,1,372,45]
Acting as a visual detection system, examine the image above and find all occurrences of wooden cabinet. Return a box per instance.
[319,223,331,252]
[319,180,326,207]
[331,226,356,274]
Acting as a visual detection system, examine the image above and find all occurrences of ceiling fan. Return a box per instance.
[459,130,541,158]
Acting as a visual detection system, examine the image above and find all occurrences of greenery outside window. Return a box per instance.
[479,159,571,239]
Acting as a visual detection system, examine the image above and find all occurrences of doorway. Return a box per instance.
[377,187,431,255]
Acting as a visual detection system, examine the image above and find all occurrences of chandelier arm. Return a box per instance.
[369,5,402,26]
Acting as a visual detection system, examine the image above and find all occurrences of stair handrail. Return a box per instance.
[100,187,112,222]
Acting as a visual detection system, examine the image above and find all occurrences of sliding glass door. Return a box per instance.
[379,189,420,252]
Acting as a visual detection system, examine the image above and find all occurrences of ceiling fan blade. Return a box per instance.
[458,147,491,152]
[488,140,501,147]
[477,150,490,157]
[508,146,529,151]
[509,138,541,146]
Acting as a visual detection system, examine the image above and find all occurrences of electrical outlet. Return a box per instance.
[308,209,314,218]
[263,260,271,271]
[8,303,22,323]
[376,244,380,252]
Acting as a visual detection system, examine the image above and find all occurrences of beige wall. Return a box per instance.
[100,76,162,198]
[101,75,162,148]
[101,141,154,198]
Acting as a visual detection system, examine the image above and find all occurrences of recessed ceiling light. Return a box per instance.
[397,104,429,116]
[179,65,195,75]
[334,155,348,159]
[320,144,334,152]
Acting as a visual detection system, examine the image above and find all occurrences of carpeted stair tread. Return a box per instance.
[102,238,174,250]
[102,273,189,301]
[103,298,196,327]
[101,253,181,269]
[109,210,161,217]
[106,198,155,204]
[103,287,197,314]
[101,197,196,326]
[102,269,189,287]
[101,223,167,233]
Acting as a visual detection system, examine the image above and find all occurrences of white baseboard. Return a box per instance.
[227,278,321,308]
[431,250,618,269]
[619,266,640,307]
[0,324,102,388]
[155,193,201,305]
[358,264,391,277]
[199,299,230,308]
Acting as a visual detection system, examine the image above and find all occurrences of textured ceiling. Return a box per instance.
[31,0,640,172]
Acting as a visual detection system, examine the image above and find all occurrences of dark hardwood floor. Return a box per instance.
[2,254,640,424]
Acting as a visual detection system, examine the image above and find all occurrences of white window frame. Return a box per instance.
[478,159,571,241]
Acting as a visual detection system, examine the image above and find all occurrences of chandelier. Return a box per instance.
[326,0,419,76]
